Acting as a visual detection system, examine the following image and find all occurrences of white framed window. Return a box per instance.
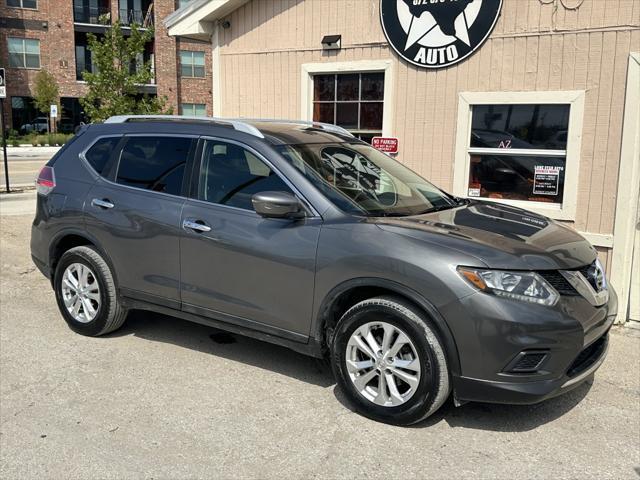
[179,50,205,78]
[181,103,206,116]
[8,38,40,69]
[301,60,394,142]
[453,91,585,220]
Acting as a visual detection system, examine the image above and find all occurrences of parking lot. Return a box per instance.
[1,212,639,479]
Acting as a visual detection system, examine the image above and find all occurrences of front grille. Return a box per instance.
[510,352,547,373]
[538,271,579,296]
[567,334,608,377]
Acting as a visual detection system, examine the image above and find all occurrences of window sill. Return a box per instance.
[466,196,575,221]
[7,66,41,70]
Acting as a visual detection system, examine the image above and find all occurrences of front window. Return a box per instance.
[467,104,570,205]
[278,143,455,217]
[179,51,205,78]
[181,103,207,116]
[312,72,384,143]
[8,38,40,69]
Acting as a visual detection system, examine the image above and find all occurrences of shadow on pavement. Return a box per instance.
[111,310,335,388]
[113,309,592,431]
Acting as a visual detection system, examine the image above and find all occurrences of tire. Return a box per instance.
[331,295,450,425]
[53,245,128,336]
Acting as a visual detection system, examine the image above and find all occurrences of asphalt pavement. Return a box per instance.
[1,214,639,479]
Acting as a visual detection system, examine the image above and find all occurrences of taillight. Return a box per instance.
[36,166,56,195]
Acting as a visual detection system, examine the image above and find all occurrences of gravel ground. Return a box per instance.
[1,214,639,479]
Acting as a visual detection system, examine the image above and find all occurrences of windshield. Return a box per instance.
[276,143,457,216]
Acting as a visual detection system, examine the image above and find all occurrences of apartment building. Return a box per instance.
[0,0,213,133]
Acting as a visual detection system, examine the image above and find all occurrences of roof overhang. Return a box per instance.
[164,0,249,40]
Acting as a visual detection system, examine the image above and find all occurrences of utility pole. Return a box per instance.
[0,67,9,193]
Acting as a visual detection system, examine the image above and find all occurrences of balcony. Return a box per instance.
[73,1,111,25]
[119,1,154,28]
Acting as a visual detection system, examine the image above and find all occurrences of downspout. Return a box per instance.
[212,21,222,117]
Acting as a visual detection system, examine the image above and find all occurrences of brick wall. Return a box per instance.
[0,0,211,131]
[176,37,213,116]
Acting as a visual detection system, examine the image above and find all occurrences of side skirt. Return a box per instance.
[120,295,325,358]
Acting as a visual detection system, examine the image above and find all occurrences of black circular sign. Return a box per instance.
[380,0,502,69]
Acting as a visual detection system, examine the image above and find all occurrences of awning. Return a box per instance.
[164,0,250,40]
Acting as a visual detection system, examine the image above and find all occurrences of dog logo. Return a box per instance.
[380,0,502,69]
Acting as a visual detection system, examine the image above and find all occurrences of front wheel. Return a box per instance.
[331,296,450,425]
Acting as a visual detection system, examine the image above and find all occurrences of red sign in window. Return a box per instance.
[372,137,399,154]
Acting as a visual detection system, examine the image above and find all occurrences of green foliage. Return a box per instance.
[10,138,20,147]
[30,133,73,146]
[80,20,172,122]
[33,70,60,115]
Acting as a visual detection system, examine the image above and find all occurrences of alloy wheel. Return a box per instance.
[345,321,422,407]
[60,263,101,323]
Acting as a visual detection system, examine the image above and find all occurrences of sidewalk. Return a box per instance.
[0,191,36,216]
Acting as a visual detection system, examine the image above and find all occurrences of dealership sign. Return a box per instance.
[372,137,399,154]
[380,0,502,69]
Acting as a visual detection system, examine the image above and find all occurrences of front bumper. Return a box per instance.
[442,285,617,405]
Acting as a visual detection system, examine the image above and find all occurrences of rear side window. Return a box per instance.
[116,136,192,196]
[85,137,119,175]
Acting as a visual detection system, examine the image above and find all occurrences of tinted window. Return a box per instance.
[199,140,293,211]
[471,104,570,150]
[116,136,191,195]
[85,137,119,175]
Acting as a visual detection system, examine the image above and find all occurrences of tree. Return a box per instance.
[33,69,59,116]
[80,20,172,122]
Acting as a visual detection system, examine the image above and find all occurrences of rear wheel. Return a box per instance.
[53,246,128,336]
[331,296,450,425]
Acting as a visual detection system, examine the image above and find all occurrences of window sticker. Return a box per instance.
[468,187,481,197]
[533,166,561,196]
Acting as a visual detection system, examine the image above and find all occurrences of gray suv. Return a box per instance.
[31,116,617,425]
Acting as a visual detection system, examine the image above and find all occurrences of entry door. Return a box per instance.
[180,139,321,339]
[85,135,194,308]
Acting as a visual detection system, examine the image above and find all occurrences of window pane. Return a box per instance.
[471,104,570,150]
[179,51,192,65]
[8,38,23,53]
[468,153,566,204]
[199,140,293,211]
[9,53,24,68]
[180,65,192,77]
[360,102,383,130]
[358,133,378,144]
[336,73,359,101]
[361,73,384,100]
[25,39,40,54]
[336,102,358,129]
[313,103,334,124]
[116,137,191,195]
[7,0,21,6]
[23,0,37,7]
[85,137,119,175]
[194,104,206,116]
[313,75,334,101]
[25,54,40,68]
[181,104,193,115]
[193,66,205,77]
[193,52,205,65]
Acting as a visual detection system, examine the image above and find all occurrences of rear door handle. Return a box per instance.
[91,198,115,209]
[183,219,212,233]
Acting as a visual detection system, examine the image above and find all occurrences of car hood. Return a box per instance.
[373,200,597,270]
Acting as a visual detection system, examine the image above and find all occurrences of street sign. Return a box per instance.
[0,68,6,98]
[372,137,399,154]
[50,104,58,118]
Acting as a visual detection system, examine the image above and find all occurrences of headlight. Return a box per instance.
[457,267,560,306]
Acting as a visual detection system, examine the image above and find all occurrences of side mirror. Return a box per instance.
[252,191,305,219]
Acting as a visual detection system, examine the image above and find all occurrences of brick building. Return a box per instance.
[0,0,213,133]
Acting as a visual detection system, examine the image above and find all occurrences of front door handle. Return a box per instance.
[91,198,115,209]
[183,219,212,233]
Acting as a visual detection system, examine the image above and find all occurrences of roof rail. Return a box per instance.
[104,115,264,138]
[234,118,355,137]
